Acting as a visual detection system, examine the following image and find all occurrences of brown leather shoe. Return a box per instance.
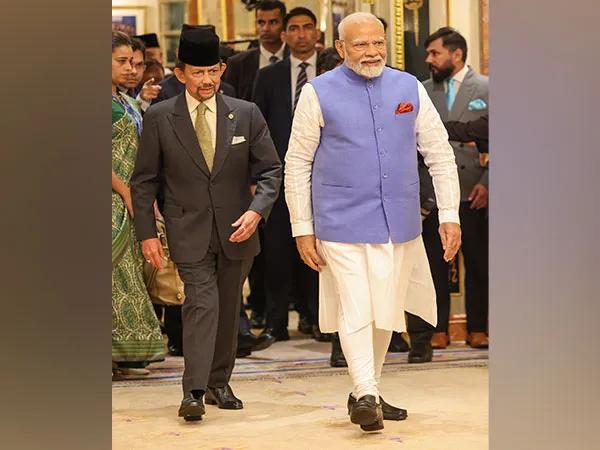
[466,332,489,348]
[431,332,449,349]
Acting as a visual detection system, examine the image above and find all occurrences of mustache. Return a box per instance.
[360,57,384,64]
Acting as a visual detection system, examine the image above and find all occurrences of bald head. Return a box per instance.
[335,12,386,79]
[338,12,384,41]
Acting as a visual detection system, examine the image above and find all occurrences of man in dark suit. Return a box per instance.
[223,1,288,101]
[408,27,489,363]
[223,1,289,332]
[252,7,321,341]
[131,28,282,421]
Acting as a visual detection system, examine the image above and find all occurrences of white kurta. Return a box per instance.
[285,80,460,334]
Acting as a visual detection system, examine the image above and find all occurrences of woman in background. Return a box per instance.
[111,31,165,376]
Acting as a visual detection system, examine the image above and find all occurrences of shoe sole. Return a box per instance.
[350,405,379,425]
[252,337,275,352]
[204,398,244,410]
[183,415,203,422]
[360,419,384,432]
[330,361,348,368]
[178,406,205,420]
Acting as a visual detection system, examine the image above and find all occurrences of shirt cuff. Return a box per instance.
[291,221,314,237]
[438,209,460,225]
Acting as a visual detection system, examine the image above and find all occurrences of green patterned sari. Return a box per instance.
[112,93,165,365]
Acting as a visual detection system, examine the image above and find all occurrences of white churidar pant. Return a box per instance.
[317,236,438,399]
[317,236,437,334]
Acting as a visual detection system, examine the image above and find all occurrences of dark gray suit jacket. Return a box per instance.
[223,46,290,101]
[421,67,489,204]
[131,92,282,263]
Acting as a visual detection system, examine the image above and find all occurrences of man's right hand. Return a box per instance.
[140,77,162,102]
[295,235,326,272]
[142,238,166,269]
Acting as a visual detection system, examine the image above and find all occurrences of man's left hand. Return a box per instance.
[229,210,262,243]
[439,222,462,262]
[468,183,488,209]
[140,77,162,102]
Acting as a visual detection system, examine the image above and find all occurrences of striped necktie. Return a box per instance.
[294,62,309,110]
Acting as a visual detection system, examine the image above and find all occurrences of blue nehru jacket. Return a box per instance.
[310,64,422,243]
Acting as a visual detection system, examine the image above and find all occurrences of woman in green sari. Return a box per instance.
[112,31,165,376]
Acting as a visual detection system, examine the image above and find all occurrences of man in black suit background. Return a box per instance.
[224,1,289,333]
[131,28,282,421]
[223,1,288,101]
[252,7,321,341]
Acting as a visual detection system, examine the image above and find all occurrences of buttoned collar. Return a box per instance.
[185,89,217,115]
[290,51,318,69]
[260,43,286,62]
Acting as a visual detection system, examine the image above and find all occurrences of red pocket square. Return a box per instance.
[395,102,414,114]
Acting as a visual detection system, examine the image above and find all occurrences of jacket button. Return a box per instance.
[459,143,464,148]
[460,165,466,169]
[207,208,212,213]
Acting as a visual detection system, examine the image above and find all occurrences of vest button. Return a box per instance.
[383,174,388,179]
[377,127,382,132]
[373,105,378,110]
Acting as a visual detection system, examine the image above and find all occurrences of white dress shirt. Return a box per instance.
[259,44,286,69]
[285,78,461,238]
[289,52,318,108]
[445,64,469,94]
[185,90,217,150]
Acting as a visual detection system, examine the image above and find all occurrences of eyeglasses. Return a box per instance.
[343,39,386,52]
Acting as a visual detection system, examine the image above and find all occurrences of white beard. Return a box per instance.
[345,59,385,79]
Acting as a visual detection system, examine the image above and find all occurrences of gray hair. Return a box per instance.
[337,12,384,41]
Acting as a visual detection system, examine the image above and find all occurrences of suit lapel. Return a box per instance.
[448,68,476,121]
[429,81,449,121]
[280,59,292,118]
[211,93,236,178]
[169,93,211,177]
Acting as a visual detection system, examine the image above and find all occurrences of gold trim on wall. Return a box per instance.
[394,0,405,69]
[479,0,489,75]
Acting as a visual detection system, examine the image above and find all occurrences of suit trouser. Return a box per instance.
[459,203,488,332]
[176,224,252,394]
[409,203,489,341]
[263,201,319,331]
[164,305,183,350]
[246,228,266,317]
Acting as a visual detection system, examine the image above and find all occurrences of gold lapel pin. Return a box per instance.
[228,113,234,120]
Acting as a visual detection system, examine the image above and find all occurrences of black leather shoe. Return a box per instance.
[178,393,205,421]
[347,394,407,421]
[388,332,410,353]
[348,394,384,431]
[236,347,252,358]
[312,324,332,342]
[408,342,433,363]
[297,316,313,335]
[168,345,183,357]
[251,329,275,351]
[205,385,243,410]
[238,330,274,353]
[330,333,347,367]
[250,312,265,329]
[262,327,289,342]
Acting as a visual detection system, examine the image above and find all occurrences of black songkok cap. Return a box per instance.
[178,28,220,67]
[134,33,160,48]
[181,23,216,34]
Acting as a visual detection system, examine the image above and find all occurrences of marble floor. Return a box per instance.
[113,325,488,450]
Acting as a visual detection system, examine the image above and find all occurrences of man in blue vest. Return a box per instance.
[285,12,461,432]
